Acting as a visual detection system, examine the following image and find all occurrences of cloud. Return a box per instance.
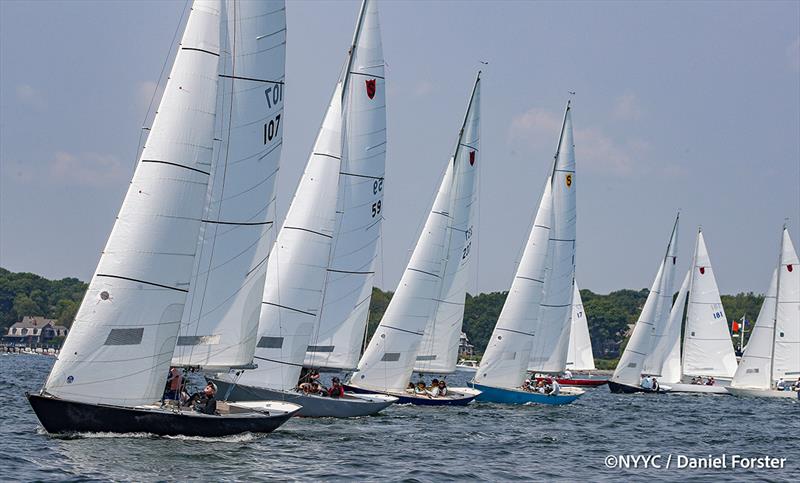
[49,152,128,187]
[508,107,648,176]
[413,80,435,97]
[16,84,46,110]
[789,37,800,72]
[612,92,642,121]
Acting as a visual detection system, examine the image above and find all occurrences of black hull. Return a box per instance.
[344,384,479,406]
[27,393,296,437]
[607,381,664,394]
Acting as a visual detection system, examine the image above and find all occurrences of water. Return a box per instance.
[1,354,797,482]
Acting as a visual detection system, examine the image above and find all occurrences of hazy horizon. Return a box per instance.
[1,0,798,297]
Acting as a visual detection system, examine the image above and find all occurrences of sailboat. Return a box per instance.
[344,73,483,406]
[727,226,800,399]
[210,0,396,417]
[28,0,301,436]
[609,214,679,394]
[471,102,585,405]
[664,228,738,394]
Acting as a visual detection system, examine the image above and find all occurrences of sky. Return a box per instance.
[1,0,798,297]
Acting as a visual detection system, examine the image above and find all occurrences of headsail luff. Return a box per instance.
[351,73,481,393]
[474,176,552,389]
[771,228,799,386]
[528,102,576,373]
[305,0,387,371]
[172,0,287,369]
[45,0,224,406]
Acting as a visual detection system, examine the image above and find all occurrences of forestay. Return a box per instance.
[528,104,576,373]
[173,0,287,369]
[682,230,737,378]
[474,178,553,389]
[236,82,343,391]
[642,214,679,375]
[351,75,481,393]
[45,1,223,406]
[566,283,595,371]
[305,0,386,371]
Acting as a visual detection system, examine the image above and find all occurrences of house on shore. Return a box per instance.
[3,316,69,346]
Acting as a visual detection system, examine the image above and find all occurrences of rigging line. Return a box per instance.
[131,0,191,176]
[219,73,283,84]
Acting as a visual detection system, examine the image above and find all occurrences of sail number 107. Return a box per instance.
[263,83,283,144]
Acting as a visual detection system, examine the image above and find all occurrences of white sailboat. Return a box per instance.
[471,102,585,405]
[28,0,300,436]
[728,227,800,399]
[346,73,482,406]
[566,283,596,371]
[210,0,396,417]
[667,228,738,394]
[609,214,679,393]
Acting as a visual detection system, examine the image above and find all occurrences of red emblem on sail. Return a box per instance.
[699,267,705,275]
[365,79,376,99]
[469,150,476,166]
[788,264,794,272]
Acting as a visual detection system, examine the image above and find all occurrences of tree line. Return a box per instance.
[1,268,764,365]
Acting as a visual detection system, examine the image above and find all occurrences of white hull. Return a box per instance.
[666,383,730,395]
[726,387,800,399]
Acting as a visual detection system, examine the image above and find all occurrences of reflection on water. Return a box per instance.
[2,354,797,481]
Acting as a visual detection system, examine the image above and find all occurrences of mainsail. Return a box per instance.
[172,0,287,369]
[351,74,481,393]
[682,229,738,378]
[566,282,595,371]
[733,228,800,389]
[237,0,380,392]
[45,1,225,406]
[305,0,386,371]
[474,177,552,389]
[528,103,577,373]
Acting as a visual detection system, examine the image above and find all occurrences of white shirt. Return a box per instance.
[563,370,573,379]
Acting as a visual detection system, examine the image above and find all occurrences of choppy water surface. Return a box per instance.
[1,354,797,482]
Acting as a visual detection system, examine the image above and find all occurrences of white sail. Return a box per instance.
[566,282,595,371]
[682,230,738,378]
[172,0,287,369]
[610,263,664,386]
[305,0,386,370]
[45,1,223,406]
[643,214,680,374]
[236,82,343,391]
[528,104,576,373]
[352,75,481,393]
[651,269,690,383]
[474,178,553,389]
[730,269,778,389]
[773,229,800,384]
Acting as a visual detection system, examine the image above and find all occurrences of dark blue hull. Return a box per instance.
[607,381,666,394]
[344,384,479,406]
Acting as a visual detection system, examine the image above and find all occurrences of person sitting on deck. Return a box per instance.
[549,378,560,396]
[651,377,660,392]
[793,377,800,391]
[406,382,416,394]
[327,377,345,398]
[536,380,546,393]
[705,376,715,386]
[640,376,653,390]
[186,381,218,415]
[776,378,787,391]
[521,379,533,392]
[415,381,429,397]
[427,379,441,397]
[563,370,573,379]
[437,379,448,397]
[162,367,183,405]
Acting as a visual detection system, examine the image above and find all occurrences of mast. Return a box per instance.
[768,225,785,389]
[341,0,369,100]
[549,100,571,182]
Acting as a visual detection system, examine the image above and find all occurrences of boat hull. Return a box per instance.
[344,384,480,406]
[27,393,299,437]
[607,381,668,394]
[726,387,800,399]
[535,377,608,387]
[471,383,584,405]
[211,379,397,417]
[666,383,730,395]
